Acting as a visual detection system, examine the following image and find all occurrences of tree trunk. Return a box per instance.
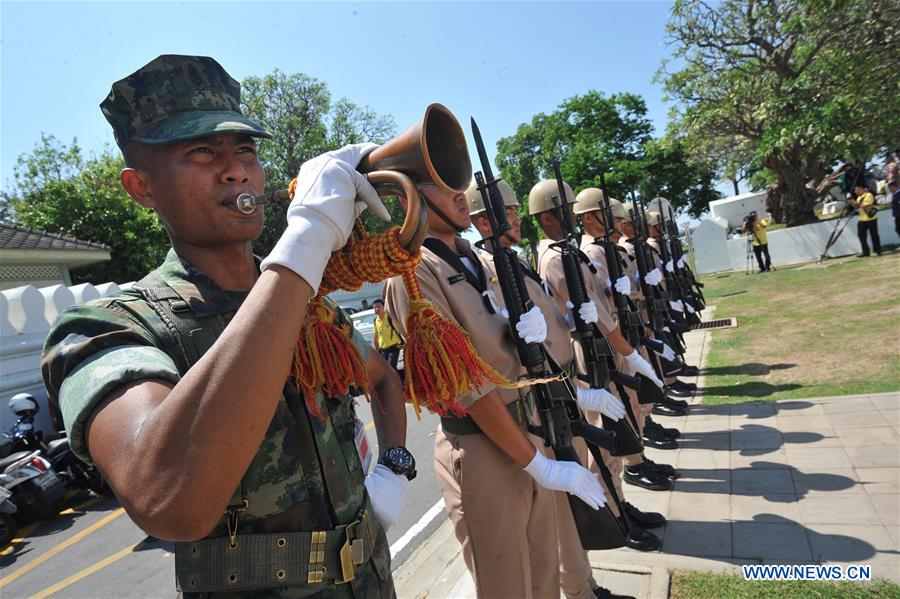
[765,154,817,226]
[731,178,740,196]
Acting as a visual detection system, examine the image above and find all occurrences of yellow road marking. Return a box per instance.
[31,539,144,599]
[0,495,104,557]
[0,507,126,588]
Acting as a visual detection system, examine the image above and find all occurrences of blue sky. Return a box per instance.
[2,1,689,195]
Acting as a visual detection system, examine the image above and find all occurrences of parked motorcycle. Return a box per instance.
[0,450,67,522]
[5,393,111,497]
[0,485,18,547]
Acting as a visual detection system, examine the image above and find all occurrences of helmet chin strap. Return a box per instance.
[423,195,468,234]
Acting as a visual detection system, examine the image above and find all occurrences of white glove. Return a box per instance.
[578,301,599,325]
[576,387,626,421]
[364,464,409,530]
[677,256,686,268]
[624,349,664,388]
[515,306,547,344]
[669,299,684,313]
[653,342,676,362]
[644,268,663,286]
[524,451,607,510]
[666,259,674,273]
[614,275,631,295]
[686,303,696,314]
[261,143,390,293]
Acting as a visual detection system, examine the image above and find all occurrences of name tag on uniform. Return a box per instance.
[354,418,373,474]
[448,273,466,285]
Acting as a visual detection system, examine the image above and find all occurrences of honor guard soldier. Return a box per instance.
[384,179,607,598]
[573,189,680,490]
[42,55,412,597]
[528,179,666,552]
[467,180,635,599]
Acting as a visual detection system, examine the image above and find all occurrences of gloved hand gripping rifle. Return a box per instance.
[656,203,701,327]
[545,164,645,451]
[471,120,626,549]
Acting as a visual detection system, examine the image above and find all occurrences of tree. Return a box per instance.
[661,0,900,226]
[3,135,169,284]
[496,91,719,251]
[240,70,398,255]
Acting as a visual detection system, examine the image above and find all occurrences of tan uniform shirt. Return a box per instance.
[383,236,524,410]
[475,246,574,370]
[536,239,616,336]
[579,234,616,319]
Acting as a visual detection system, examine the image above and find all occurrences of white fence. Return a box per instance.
[693,214,899,274]
[0,281,132,436]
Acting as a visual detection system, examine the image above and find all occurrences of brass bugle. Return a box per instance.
[233,103,472,253]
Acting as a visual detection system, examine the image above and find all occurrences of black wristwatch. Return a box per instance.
[379,446,417,481]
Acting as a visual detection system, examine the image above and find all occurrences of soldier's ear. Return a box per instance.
[120,168,157,210]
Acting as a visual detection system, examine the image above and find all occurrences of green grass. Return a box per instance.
[670,571,900,599]
[698,252,900,404]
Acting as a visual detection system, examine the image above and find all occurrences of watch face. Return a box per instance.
[387,447,413,469]
[384,447,416,480]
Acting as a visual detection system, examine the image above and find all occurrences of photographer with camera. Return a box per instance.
[741,211,772,272]
[848,182,882,257]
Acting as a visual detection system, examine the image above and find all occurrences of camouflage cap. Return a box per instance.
[100,54,271,148]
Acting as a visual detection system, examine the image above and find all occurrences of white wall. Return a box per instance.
[0,281,131,436]
[709,191,770,229]
[693,214,899,274]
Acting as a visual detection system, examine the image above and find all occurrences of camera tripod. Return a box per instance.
[745,235,755,275]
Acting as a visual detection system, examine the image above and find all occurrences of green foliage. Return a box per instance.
[671,570,900,599]
[662,0,900,225]
[3,135,169,284]
[240,70,398,255]
[495,91,720,249]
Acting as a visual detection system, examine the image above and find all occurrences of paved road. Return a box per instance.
[0,400,445,597]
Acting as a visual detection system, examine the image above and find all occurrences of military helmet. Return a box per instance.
[528,179,575,215]
[621,202,635,223]
[647,211,661,227]
[648,197,675,221]
[466,179,519,215]
[573,188,626,219]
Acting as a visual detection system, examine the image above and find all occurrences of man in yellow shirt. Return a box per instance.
[741,212,772,272]
[373,298,403,370]
[848,183,882,257]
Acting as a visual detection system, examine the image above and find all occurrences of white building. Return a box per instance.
[0,224,112,290]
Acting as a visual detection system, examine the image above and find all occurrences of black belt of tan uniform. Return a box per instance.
[441,398,528,435]
[175,497,378,593]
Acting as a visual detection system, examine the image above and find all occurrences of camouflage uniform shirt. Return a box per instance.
[41,249,393,598]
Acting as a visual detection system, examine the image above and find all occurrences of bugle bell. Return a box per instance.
[235,103,471,254]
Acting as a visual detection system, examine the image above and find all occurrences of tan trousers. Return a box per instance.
[434,425,560,599]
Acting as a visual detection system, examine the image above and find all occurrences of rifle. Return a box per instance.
[542,164,646,451]
[471,120,626,550]
[596,174,665,358]
[656,203,701,326]
[626,194,686,398]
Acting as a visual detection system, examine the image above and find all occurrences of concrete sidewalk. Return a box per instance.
[393,314,900,598]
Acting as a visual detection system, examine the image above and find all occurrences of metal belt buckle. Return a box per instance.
[307,531,327,584]
[339,520,365,583]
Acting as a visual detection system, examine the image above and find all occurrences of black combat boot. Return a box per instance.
[651,403,686,417]
[624,461,673,491]
[666,384,693,398]
[642,457,680,479]
[625,524,662,551]
[622,501,666,528]
[669,379,697,393]
[594,586,636,599]
[645,418,681,438]
[642,425,678,449]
